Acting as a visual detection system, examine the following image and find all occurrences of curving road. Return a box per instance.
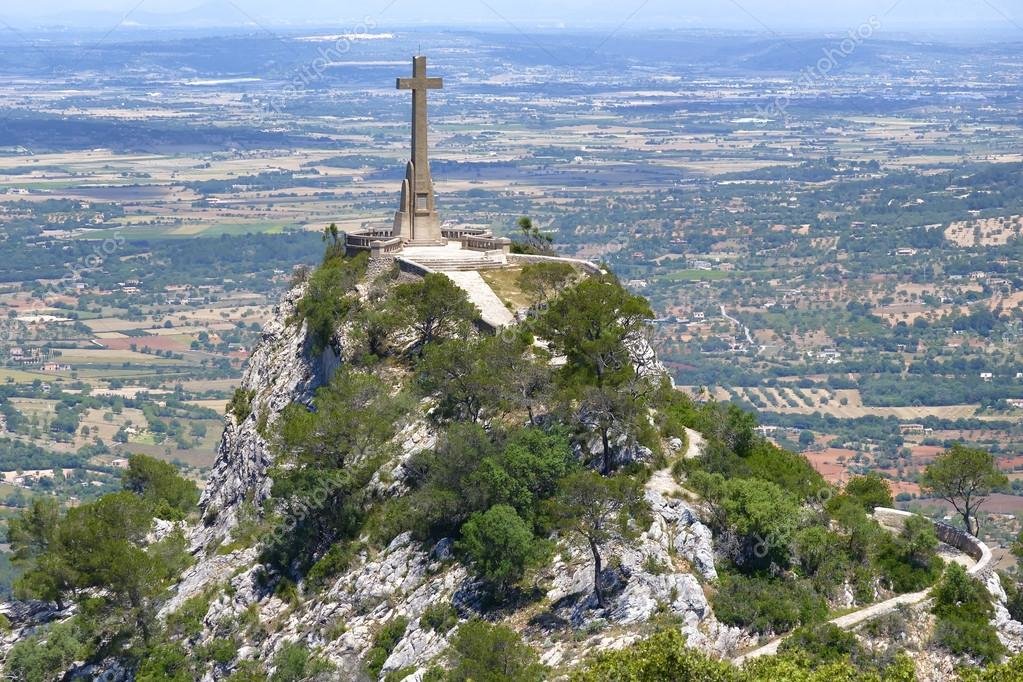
[720,305,757,349]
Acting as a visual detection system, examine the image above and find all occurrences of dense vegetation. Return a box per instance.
[3,246,1015,679]
[5,455,198,678]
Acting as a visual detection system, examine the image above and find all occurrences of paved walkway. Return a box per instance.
[442,270,516,328]
[662,428,990,667]
[732,539,980,664]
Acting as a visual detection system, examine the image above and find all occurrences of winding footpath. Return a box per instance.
[646,428,705,498]
[731,509,992,665]
[649,428,995,666]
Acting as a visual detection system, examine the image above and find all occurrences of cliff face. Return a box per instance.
[160,278,742,680]
[194,285,339,550]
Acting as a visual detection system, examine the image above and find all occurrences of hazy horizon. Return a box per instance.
[2,0,1021,36]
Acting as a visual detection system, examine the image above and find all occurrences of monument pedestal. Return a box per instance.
[393,209,445,246]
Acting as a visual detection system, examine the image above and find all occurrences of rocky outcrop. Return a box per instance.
[195,285,341,549]
[160,275,739,678]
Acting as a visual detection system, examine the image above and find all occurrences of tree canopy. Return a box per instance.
[920,444,1007,534]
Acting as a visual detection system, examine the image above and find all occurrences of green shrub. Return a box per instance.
[931,564,1004,663]
[933,615,1005,664]
[444,620,546,682]
[571,628,738,681]
[269,642,334,682]
[960,652,1023,681]
[291,253,367,354]
[458,505,541,597]
[228,388,256,423]
[716,477,801,568]
[306,541,358,590]
[224,661,268,682]
[136,642,195,682]
[843,473,893,511]
[713,574,827,635]
[873,517,943,593]
[1002,573,1023,622]
[5,621,87,682]
[744,441,826,502]
[274,577,300,606]
[165,590,214,639]
[199,637,237,665]
[122,454,199,520]
[932,563,992,620]
[420,601,459,634]
[365,616,410,679]
[779,623,860,668]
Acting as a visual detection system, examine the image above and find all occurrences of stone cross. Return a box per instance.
[393,56,444,244]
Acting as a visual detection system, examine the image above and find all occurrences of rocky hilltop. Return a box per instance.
[169,268,744,679]
[4,255,1023,682]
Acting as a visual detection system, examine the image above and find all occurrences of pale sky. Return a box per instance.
[2,0,1021,33]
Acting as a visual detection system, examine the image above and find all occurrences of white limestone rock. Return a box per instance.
[194,284,344,551]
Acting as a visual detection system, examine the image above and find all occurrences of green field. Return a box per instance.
[659,269,730,282]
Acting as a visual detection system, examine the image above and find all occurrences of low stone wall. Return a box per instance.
[395,258,437,278]
[872,507,992,575]
[506,253,604,276]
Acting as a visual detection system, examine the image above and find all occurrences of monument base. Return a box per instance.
[393,210,445,246]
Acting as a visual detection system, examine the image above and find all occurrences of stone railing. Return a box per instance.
[507,253,604,276]
[369,237,404,258]
[461,235,512,254]
[441,226,489,240]
[344,232,378,250]
[345,228,402,257]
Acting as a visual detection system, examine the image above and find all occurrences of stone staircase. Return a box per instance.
[404,257,505,271]
[401,250,507,272]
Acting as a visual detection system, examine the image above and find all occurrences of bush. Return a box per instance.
[1002,573,1023,622]
[458,505,541,597]
[122,454,199,520]
[420,602,459,634]
[443,620,546,682]
[778,623,860,667]
[793,527,847,587]
[843,473,893,511]
[364,617,409,679]
[717,477,801,568]
[931,563,992,620]
[713,573,827,635]
[270,642,334,682]
[165,590,213,639]
[292,253,367,354]
[932,615,1005,664]
[930,563,1004,663]
[5,621,86,682]
[873,516,943,593]
[306,541,357,590]
[571,628,739,681]
[136,642,194,682]
[227,388,255,423]
[225,661,268,682]
[960,652,1023,681]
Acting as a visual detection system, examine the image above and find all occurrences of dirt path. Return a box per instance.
[646,427,704,498]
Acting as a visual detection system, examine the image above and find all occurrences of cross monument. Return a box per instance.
[393,56,444,244]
